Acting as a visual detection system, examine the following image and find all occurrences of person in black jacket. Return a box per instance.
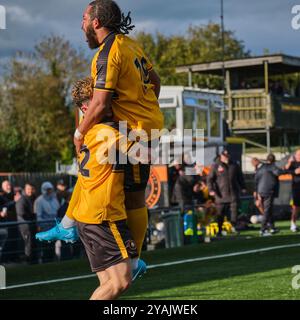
[207,149,246,235]
[285,149,300,232]
[15,183,37,263]
[1,180,21,262]
[0,195,9,261]
[255,154,285,236]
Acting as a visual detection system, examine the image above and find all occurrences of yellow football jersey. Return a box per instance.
[66,123,128,224]
[91,32,164,139]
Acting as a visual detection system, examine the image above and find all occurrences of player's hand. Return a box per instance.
[74,136,83,157]
[209,191,215,196]
[295,168,300,175]
[241,189,247,194]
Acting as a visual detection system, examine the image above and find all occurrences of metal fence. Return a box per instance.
[0,193,289,266]
[0,207,190,265]
[0,220,83,265]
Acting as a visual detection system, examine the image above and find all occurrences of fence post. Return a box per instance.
[0,265,6,289]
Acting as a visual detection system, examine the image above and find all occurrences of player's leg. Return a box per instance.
[125,190,148,280]
[124,162,150,279]
[125,190,148,256]
[291,206,300,232]
[91,260,132,300]
[291,191,300,232]
[90,270,111,298]
[77,220,138,300]
[124,163,150,255]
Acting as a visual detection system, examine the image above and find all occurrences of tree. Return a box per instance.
[135,23,250,88]
[0,35,88,172]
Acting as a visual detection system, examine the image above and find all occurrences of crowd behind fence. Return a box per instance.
[0,151,298,265]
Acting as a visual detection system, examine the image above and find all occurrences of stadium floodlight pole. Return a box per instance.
[220,0,226,92]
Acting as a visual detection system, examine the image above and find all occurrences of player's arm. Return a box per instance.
[74,91,112,155]
[149,69,161,99]
[77,90,112,136]
[74,46,119,153]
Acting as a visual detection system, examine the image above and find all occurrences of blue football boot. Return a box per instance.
[132,259,147,281]
[35,220,79,243]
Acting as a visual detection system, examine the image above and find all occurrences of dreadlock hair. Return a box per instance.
[89,0,135,35]
[72,77,94,108]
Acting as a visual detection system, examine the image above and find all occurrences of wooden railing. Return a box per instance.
[225,89,273,130]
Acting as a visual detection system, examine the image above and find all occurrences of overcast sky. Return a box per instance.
[0,0,299,69]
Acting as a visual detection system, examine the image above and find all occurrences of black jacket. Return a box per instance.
[255,163,285,197]
[15,195,35,222]
[207,160,245,203]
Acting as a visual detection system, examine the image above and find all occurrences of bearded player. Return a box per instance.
[37,0,163,281]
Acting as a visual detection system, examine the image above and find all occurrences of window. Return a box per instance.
[197,109,208,136]
[159,98,175,105]
[161,108,177,131]
[184,107,194,134]
[210,110,221,137]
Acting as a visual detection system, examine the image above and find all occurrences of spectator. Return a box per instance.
[171,164,195,211]
[56,179,69,206]
[29,184,37,204]
[34,182,59,231]
[34,182,59,262]
[1,180,13,201]
[285,149,300,232]
[169,161,183,203]
[251,158,264,216]
[0,195,8,261]
[1,180,21,217]
[240,79,251,90]
[15,183,37,263]
[255,154,285,236]
[207,149,246,235]
[1,180,21,262]
[193,178,211,205]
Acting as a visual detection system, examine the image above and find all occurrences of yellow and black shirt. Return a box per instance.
[91,32,164,139]
[66,123,129,224]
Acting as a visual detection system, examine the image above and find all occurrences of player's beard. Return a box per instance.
[86,24,99,49]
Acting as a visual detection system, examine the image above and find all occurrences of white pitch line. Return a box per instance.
[2,242,300,290]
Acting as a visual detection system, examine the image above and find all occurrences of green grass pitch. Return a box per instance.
[1,221,300,300]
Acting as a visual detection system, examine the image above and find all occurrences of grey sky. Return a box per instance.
[0,0,299,68]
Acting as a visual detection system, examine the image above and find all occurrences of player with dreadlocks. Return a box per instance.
[36,1,164,299]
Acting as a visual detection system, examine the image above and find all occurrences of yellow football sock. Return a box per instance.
[126,207,148,257]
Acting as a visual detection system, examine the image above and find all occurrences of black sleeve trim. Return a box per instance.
[95,33,116,90]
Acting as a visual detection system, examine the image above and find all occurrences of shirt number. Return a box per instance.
[135,57,150,90]
[79,145,90,177]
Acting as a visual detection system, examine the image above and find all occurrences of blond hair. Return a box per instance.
[71,77,94,108]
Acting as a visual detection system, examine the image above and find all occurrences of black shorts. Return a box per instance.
[77,220,138,273]
[124,163,151,192]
